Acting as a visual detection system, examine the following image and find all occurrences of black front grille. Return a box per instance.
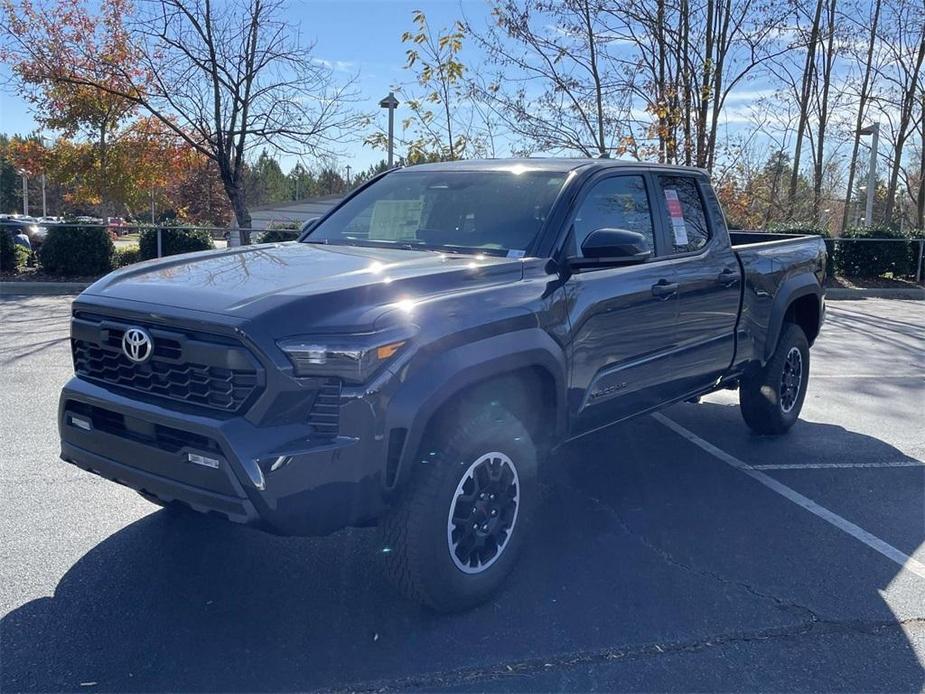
[307,379,342,438]
[72,315,262,413]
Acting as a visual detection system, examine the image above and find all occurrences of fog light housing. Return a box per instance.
[69,415,92,431]
[187,452,221,469]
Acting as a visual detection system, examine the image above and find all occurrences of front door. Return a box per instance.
[565,174,681,435]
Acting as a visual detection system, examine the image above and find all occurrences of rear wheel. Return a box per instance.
[380,405,537,612]
[740,322,810,435]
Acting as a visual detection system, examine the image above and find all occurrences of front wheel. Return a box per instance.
[380,406,537,612]
[740,322,810,435]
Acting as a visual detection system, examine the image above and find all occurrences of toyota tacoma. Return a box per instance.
[58,159,825,611]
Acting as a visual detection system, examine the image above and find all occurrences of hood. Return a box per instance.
[83,242,524,328]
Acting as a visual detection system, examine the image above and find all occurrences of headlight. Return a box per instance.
[277,335,407,383]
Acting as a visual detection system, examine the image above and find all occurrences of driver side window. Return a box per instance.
[573,176,655,257]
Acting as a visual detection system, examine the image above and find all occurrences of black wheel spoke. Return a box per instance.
[447,451,520,574]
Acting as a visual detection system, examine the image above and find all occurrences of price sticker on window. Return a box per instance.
[663,189,689,246]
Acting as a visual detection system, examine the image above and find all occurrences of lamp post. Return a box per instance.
[379,92,400,168]
[858,123,879,227]
[39,135,48,217]
[18,170,28,216]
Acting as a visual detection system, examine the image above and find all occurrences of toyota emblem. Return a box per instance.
[122,327,153,363]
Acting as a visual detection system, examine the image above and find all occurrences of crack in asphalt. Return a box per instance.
[333,618,924,693]
[578,490,823,626]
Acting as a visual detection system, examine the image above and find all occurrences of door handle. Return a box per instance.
[718,268,740,287]
[651,280,679,299]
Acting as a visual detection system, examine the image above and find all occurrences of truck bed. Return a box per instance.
[727,231,827,367]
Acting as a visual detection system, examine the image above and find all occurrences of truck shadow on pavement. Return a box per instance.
[2,407,922,692]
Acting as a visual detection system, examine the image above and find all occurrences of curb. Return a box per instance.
[826,287,924,300]
[1,281,91,295]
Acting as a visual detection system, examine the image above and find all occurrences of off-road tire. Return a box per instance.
[740,322,810,435]
[380,405,538,612]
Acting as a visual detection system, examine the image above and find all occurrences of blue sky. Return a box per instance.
[0,0,489,174]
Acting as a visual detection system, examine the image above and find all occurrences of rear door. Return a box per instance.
[564,173,682,435]
[653,174,741,395]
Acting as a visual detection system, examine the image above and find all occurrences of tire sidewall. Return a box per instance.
[416,418,537,609]
[772,324,810,427]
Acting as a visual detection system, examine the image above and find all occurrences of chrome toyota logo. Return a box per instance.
[122,327,153,363]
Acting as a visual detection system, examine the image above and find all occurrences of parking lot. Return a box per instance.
[0,294,922,692]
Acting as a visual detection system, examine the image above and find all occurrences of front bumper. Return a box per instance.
[59,376,390,536]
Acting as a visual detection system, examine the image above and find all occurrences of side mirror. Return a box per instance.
[301,217,321,234]
[569,228,652,269]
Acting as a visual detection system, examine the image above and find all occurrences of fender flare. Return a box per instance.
[383,328,567,491]
[764,273,822,362]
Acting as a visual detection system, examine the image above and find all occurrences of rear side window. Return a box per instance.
[572,175,655,257]
[658,175,710,253]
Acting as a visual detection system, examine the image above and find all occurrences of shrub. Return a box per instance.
[0,228,15,272]
[38,223,114,277]
[113,246,141,268]
[15,244,31,269]
[258,223,301,244]
[138,224,214,260]
[835,225,920,278]
[767,221,831,238]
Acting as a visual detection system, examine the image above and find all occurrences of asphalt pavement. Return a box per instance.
[1,294,922,692]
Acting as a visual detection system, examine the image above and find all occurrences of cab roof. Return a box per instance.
[398,157,709,177]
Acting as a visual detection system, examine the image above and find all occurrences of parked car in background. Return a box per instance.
[0,215,46,251]
[58,159,826,611]
[107,217,127,236]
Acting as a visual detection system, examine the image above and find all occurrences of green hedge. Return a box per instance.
[113,246,141,268]
[139,225,213,260]
[259,228,300,244]
[835,226,922,278]
[0,228,15,272]
[38,224,114,277]
[258,222,301,244]
[767,222,831,238]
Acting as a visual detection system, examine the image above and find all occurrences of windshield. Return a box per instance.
[303,170,567,256]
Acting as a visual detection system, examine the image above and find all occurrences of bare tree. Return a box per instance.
[607,0,791,170]
[785,0,826,216]
[2,0,361,242]
[467,0,627,157]
[877,0,925,226]
[807,0,840,221]
[841,0,883,231]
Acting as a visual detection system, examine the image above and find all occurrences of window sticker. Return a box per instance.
[506,249,526,259]
[368,199,423,240]
[663,189,689,246]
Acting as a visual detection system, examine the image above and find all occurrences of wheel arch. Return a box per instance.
[764,275,823,361]
[382,329,567,493]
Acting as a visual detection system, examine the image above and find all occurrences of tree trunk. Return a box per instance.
[225,178,252,244]
[842,0,881,233]
[787,0,825,217]
[812,0,838,222]
[885,31,925,226]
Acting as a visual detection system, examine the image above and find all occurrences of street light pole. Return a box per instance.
[19,171,28,216]
[41,173,47,217]
[858,123,879,227]
[379,92,400,168]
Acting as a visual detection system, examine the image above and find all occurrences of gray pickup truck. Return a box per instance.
[58,159,825,610]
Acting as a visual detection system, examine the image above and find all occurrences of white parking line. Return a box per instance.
[810,374,924,379]
[651,412,925,580]
[752,461,924,470]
